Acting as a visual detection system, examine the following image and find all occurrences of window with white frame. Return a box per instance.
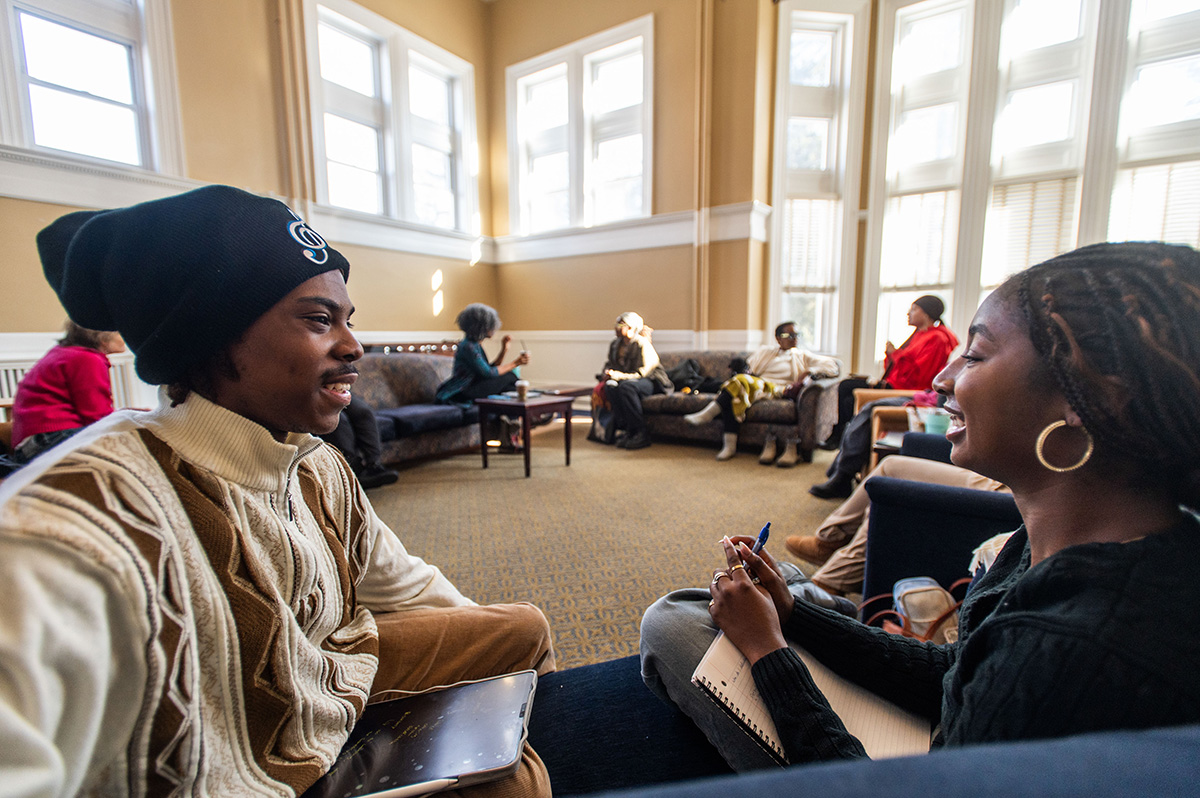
[1108,0,1200,245]
[771,1,869,354]
[873,0,973,357]
[861,0,1200,373]
[304,0,477,233]
[507,15,653,236]
[0,0,180,171]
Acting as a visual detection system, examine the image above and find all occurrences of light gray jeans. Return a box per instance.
[639,563,853,771]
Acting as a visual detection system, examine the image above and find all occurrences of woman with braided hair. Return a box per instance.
[640,241,1200,771]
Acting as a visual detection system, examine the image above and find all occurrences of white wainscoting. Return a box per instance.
[2,329,770,411]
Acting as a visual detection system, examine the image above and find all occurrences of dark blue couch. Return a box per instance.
[352,352,481,463]
[529,654,1200,797]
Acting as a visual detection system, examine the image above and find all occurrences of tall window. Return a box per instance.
[861,0,1200,371]
[0,0,179,170]
[507,16,653,235]
[305,0,477,232]
[771,1,869,353]
[874,0,973,355]
[1108,0,1200,244]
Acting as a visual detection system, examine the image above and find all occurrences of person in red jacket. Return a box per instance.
[11,320,125,464]
[825,296,958,447]
[880,297,959,390]
[812,296,958,498]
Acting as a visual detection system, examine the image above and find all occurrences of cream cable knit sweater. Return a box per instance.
[0,390,470,797]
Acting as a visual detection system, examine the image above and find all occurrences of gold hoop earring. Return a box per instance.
[1035,420,1094,473]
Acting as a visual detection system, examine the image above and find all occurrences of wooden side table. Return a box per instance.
[474,394,578,478]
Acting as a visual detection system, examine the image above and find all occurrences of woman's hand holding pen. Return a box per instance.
[709,536,788,665]
[728,535,794,625]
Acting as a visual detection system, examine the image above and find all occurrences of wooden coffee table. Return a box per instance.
[474,393,579,478]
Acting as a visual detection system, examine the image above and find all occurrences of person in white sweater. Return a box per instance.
[0,186,554,798]
[684,322,839,465]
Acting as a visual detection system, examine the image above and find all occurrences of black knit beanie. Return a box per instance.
[912,294,945,323]
[37,185,350,385]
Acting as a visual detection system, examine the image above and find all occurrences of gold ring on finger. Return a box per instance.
[731,563,746,572]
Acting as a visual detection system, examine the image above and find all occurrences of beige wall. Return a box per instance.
[339,245,498,332]
[707,239,767,332]
[494,246,694,331]
[172,0,288,192]
[1,197,83,333]
[3,0,779,338]
[709,0,773,208]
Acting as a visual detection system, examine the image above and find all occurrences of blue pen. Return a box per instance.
[751,522,770,553]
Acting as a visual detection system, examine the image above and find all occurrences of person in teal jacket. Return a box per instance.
[435,303,529,407]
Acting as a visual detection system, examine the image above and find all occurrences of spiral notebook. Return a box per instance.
[301,670,537,798]
[691,633,932,764]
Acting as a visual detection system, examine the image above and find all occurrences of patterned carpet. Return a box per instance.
[367,418,839,669]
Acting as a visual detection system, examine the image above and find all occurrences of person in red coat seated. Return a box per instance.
[11,320,125,464]
[880,296,959,390]
[813,296,958,499]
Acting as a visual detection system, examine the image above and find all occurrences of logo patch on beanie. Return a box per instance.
[288,215,329,265]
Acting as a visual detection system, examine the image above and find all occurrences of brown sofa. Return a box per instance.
[642,350,841,462]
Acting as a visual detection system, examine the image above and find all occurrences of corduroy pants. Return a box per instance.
[372,602,557,798]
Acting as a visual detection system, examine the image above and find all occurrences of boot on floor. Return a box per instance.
[785,534,842,565]
[758,436,778,464]
[775,440,800,468]
[716,432,738,461]
[809,471,854,499]
[684,401,721,425]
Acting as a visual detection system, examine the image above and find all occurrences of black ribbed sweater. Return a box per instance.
[751,516,1200,764]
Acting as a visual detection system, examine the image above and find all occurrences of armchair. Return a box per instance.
[852,388,917,472]
[852,388,917,414]
[859,476,1022,622]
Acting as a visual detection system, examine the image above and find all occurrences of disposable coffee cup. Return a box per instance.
[515,380,530,401]
[924,410,951,435]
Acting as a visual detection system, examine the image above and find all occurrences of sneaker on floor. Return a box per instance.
[785,535,842,566]
[358,464,399,489]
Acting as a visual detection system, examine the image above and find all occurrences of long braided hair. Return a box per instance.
[1013,242,1200,506]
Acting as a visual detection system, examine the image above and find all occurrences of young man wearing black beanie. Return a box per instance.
[0,186,554,798]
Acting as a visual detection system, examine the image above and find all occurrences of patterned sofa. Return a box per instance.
[352,352,480,464]
[642,350,842,463]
